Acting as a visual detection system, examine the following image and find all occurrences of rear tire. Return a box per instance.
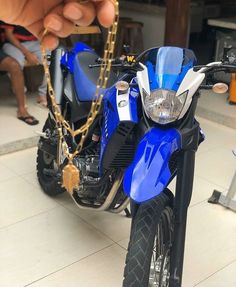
[123,191,173,287]
[37,117,66,197]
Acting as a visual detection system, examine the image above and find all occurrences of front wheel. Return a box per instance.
[37,117,66,197]
[123,191,173,287]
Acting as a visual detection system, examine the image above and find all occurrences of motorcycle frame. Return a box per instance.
[48,46,202,286]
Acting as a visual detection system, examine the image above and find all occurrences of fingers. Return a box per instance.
[63,2,95,27]
[41,34,59,50]
[93,0,116,28]
[40,0,116,49]
[44,4,75,37]
[44,14,74,38]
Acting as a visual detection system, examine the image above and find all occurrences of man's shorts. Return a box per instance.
[0,49,8,63]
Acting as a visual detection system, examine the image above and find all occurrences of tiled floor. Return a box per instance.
[0,75,48,155]
[0,118,236,287]
[197,90,236,130]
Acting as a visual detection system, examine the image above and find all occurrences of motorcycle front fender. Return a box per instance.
[123,127,182,203]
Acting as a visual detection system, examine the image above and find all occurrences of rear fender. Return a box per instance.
[123,128,181,203]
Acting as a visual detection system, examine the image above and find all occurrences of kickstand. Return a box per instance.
[124,208,132,218]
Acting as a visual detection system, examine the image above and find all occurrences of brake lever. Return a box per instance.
[199,84,214,90]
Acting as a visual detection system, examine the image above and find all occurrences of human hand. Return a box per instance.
[25,52,40,65]
[0,0,116,49]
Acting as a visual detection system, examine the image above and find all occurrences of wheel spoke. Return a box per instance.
[149,213,171,287]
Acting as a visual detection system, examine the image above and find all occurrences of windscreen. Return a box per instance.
[143,47,197,92]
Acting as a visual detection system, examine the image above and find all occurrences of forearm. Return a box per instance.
[5,30,29,56]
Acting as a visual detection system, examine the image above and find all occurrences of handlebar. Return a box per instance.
[89,56,143,72]
[194,61,236,74]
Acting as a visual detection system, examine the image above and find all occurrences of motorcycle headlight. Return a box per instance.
[143,89,188,125]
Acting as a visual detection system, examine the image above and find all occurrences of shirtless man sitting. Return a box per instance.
[0,49,39,125]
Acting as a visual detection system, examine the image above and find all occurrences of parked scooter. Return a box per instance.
[37,43,236,286]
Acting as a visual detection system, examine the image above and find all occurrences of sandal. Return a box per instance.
[18,115,39,126]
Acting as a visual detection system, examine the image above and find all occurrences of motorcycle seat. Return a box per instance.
[74,51,118,101]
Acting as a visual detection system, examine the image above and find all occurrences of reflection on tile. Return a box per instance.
[183,202,236,287]
[0,207,112,287]
[197,117,236,154]
[28,244,126,287]
[56,193,132,242]
[0,162,17,182]
[0,82,48,150]
[0,148,37,175]
[168,176,225,207]
[117,238,129,250]
[0,177,58,228]
[196,260,236,287]
[195,147,235,189]
[197,91,236,130]
[22,171,41,189]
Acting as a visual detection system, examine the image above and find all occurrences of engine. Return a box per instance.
[76,155,100,184]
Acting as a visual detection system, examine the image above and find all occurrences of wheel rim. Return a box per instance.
[149,217,171,287]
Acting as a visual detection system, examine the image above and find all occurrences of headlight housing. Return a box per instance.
[143,89,188,125]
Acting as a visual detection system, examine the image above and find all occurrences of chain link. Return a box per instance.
[41,1,119,161]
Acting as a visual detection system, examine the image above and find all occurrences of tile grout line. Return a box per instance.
[189,198,209,209]
[194,174,229,192]
[193,258,236,287]
[0,206,59,231]
[56,200,127,245]
[116,241,128,252]
[23,243,117,287]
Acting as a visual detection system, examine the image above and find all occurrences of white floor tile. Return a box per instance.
[22,171,41,188]
[0,147,37,175]
[168,176,225,207]
[195,147,235,189]
[26,244,126,287]
[0,79,48,147]
[0,176,58,228]
[117,238,129,250]
[0,207,112,287]
[182,202,236,287]
[0,162,17,182]
[196,260,236,287]
[56,193,132,242]
[197,117,236,154]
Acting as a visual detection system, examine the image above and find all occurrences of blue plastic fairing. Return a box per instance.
[123,128,181,203]
[100,87,120,161]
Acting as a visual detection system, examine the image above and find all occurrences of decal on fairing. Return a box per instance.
[123,128,182,203]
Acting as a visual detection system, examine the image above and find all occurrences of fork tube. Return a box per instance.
[169,149,196,287]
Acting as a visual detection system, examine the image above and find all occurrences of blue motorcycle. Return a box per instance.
[37,42,235,287]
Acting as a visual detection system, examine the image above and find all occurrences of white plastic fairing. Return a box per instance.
[137,63,150,107]
[116,89,132,121]
[177,69,205,120]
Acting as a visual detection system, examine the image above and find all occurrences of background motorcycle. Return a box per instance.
[37,43,236,287]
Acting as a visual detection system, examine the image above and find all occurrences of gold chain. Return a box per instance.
[40,1,119,193]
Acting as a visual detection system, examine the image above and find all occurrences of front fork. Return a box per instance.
[169,149,196,287]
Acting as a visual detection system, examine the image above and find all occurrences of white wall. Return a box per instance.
[120,8,166,50]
